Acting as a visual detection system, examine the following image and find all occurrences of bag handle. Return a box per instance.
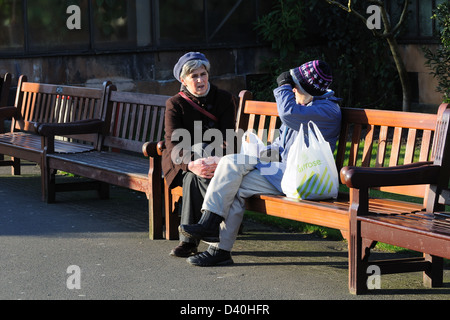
[307,121,326,144]
[179,92,218,123]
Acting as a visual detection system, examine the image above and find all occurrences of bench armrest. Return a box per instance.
[340,161,441,189]
[0,106,18,119]
[142,140,165,158]
[36,119,104,136]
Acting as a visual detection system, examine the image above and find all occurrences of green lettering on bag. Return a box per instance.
[297,159,322,173]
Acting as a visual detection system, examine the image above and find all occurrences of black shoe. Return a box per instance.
[187,247,233,267]
[179,210,222,241]
[170,242,198,257]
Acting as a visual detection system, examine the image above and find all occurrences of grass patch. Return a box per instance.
[244,210,344,240]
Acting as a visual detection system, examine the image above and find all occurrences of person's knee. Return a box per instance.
[219,153,249,166]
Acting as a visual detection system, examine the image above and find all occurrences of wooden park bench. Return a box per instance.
[38,84,170,239]
[343,105,450,294]
[0,75,110,199]
[152,89,450,291]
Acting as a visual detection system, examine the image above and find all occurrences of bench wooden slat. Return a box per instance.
[49,151,149,176]
[420,130,433,161]
[375,125,388,167]
[21,82,103,98]
[0,132,94,153]
[404,128,417,164]
[121,103,131,139]
[135,104,144,141]
[156,108,165,142]
[389,127,402,166]
[244,100,278,116]
[360,213,450,244]
[257,115,266,141]
[342,108,437,130]
[360,124,373,167]
[268,116,278,143]
[349,124,362,167]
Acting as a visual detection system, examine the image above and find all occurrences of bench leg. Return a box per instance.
[423,254,444,288]
[97,182,110,199]
[167,198,181,240]
[349,236,373,294]
[147,193,163,240]
[163,180,181,240]
[12,157,20,175]
[46,168,56,203]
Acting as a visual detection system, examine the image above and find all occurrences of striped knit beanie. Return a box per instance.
[290,60,332,96]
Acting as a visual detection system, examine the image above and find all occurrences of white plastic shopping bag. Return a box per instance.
[240,131,265,158]
[281,121,338,200]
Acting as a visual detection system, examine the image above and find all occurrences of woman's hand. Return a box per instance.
[188,156,220,179]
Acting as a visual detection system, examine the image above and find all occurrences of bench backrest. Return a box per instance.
[102,85,170,154]
[336,106,447,199]
[12,75,108,143]
[237,90,447,202]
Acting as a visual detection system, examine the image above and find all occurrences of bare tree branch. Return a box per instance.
[325,0,351,13]
[325,0,383,37]
[391,0,409,35]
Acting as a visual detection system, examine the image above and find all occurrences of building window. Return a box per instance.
[158,0,204,46]
[0,0,270,58]
[26,0,90,53]
[391,0,445,43]
[93,0,148,50]
[0,0,24,54]
[157,0,267,47]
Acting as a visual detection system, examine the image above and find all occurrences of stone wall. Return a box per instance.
[0,47,272,100]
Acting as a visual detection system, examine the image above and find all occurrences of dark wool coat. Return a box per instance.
[162,84,237,188]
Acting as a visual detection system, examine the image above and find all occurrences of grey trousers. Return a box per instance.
[202,154,282,251]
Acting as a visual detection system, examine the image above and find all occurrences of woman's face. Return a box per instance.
[181,65,209,96]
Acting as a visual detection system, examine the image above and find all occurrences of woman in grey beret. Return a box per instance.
[163,52,237,257]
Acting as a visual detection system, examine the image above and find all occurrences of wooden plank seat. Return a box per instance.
[150,89,450,293]
[0,75,109,199]
[0,131,95,154]
[342,106,450,294]
[39,85,171,239]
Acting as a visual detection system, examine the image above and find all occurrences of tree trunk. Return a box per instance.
[385,34,411,112]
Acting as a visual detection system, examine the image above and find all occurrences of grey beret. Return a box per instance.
[173,52,209,82]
